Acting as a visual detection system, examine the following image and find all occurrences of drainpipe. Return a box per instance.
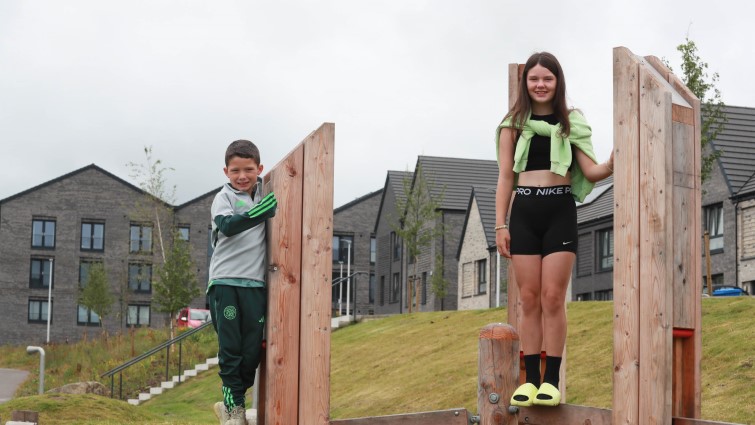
[26,346,45,395]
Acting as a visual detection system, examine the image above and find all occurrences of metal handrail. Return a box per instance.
[100,321,213,399]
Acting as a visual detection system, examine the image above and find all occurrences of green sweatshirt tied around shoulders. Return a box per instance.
[496,110,597,202]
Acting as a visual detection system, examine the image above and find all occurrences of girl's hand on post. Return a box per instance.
[496,227,511,258]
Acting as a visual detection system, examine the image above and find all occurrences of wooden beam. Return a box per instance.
[612,46,641,425]
[517,404,612,425]
[263,143,305,425]
[299,123,335,425]
[330,409,470,425]
[637,63,674,425]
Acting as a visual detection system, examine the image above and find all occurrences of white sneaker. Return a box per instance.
[213,402,229,425]
[225,405,246,425]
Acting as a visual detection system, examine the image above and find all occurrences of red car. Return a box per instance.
[176,307,211,328]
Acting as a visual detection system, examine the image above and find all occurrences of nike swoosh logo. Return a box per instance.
[562,241,573,245]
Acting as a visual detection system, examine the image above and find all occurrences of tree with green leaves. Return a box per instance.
[78,262,114,327]
[153,233,200,339]
[394,165,446,313]
[675,37,727,183]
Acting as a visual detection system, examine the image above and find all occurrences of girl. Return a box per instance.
[495,52,613,407]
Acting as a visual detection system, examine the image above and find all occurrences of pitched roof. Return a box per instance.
[576,175,613,224]
[0,164,150,205]
[457,185,497,258]
[334,188,382,214]
[373,170,414,233]
[175,186,222,210]
[414,156,499,211]
[709,105,755,199]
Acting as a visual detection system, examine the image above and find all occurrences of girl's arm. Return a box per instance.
[574,148,614,183]
[496,128,517,258]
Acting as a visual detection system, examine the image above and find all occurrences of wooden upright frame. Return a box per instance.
[613,47,702,425]
[259,123,335,425]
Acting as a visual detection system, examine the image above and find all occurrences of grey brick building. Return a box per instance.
[332,189,382,316]
[0,165,217,345]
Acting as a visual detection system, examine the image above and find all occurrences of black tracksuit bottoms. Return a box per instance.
[208,285,266,409]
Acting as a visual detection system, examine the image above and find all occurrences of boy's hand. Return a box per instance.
[246,192,278,220]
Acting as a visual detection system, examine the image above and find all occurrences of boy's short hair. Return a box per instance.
[225,140,261,166]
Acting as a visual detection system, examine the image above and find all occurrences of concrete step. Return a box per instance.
[207,357,219,365]
[127,398,140,406]
[149,387,163,395]
[184,369,197,377]
[161,381,175,389]
[196,363,209,371]
[138,392,151,401]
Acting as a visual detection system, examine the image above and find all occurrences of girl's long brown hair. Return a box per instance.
[503,52,571,137]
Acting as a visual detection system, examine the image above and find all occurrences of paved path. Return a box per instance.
[0,368,29,404]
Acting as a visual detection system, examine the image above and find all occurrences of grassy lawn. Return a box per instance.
[1,297,753,424]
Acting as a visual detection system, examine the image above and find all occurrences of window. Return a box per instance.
[129,224,153,253]
[28,299,51,323]
[81,222,105,251]
[369,273,375,304]
[595,290,613,301]
[332,235,354,263]
[576,293,592,301]
[391,232,401,261]
[703,273,724,291]
[477,259,488,294]
[30,258,53,289]
[178,226,190,241]
[379,276,385,306]
[390,273,400,303]
[370,237,376,265]
[704,204,724,252]
[421,272,427,305]
[597,229,614,272]
[127,304,150,327]
[78,261,102,326]
[128,263,152,292]
[32,219,56,249]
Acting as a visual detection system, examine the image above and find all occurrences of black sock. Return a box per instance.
[543,355,562,388]
[523,354,541,386]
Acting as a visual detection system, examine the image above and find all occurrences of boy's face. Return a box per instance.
[224,156,263,195]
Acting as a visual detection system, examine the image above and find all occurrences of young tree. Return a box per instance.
[675,37,727,184]
[393,165,446,313]
[152,233,200,339]
[430,253,450,311]
[78,262,114,327]
[127,146,176,262]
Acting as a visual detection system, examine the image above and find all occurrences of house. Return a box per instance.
[456,185,509,310]
[373,170,413,315]
[0,164,217,345]
[332,189,382,316]
[572,177,614,301]
[374,156,499,314]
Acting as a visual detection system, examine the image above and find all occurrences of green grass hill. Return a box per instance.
[1,297,753,424]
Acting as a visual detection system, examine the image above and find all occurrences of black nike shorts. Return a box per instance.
[509,185,578,256]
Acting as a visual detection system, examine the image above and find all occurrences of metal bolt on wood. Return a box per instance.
[488,393,500,404]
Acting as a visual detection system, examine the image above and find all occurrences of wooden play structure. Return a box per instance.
[255,47,743,425]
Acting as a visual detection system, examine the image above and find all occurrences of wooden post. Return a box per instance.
[261,123,335,425]
[613,47,702,425]
[11,411,39,423]
[478,323,519,425]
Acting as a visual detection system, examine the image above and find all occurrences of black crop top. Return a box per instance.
[524,114,560,171]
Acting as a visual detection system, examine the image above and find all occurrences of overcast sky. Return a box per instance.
[1,1,753,208]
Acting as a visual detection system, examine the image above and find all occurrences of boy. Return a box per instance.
[209,139,277,425]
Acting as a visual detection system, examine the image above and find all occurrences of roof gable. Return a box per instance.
[413,156,498,211]
[373,170,413,233]
[457,185,497,258]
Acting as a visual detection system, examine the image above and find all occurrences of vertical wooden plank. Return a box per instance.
[638,65,674,425]
[478,323,519,425]
[671,122,696,329]
[299,123,335,425]
[264,144,305,425]
[613,46,641,425]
